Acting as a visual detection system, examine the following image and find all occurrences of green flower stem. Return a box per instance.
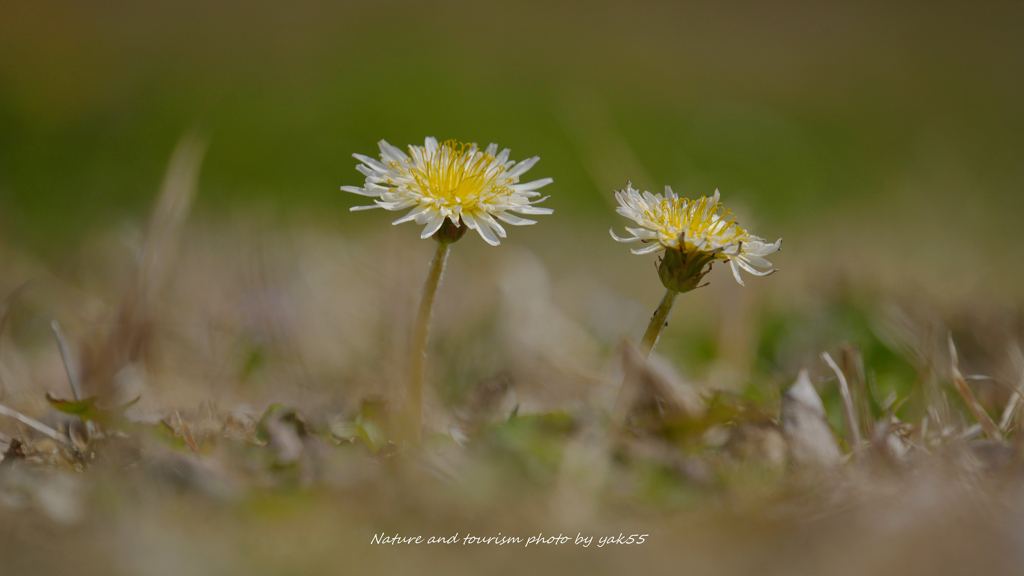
[608,287,678,438]
[407,240,450,447]
[638,288,678,359]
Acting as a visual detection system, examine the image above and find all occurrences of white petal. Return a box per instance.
[413,210,435,224]
[424,137,439,155]
[364,182,394,193]
[341,185,378,197]
[475,225,500,246]
[721,241,744,256]
[353,153,389,173]
[419,213,446,239]
[495,213,537,226]
[616,206,640,220]
[477,213,507,238]
[610,229,641,243]
[462,213,499,246]
[349,204,381,211]
[378,140,409,164]
[507,156,539,178]
[392,204,431,224]
[735,258,777,277]
[375,199,418,210]
[511,177,553,192]
[744,238,782,255]
[485,143,498,155]
[729,259,746,286]
[630,242,665,255]
[513,205,553,215]
[740,254,772,268]
[624,227,658,240]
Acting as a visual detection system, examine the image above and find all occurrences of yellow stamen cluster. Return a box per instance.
[643,193,747,248]
[394,141,512,211]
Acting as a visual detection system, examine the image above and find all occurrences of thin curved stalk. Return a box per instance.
[608,288,678,437]
[638,288,678,359]
[407,241,450,446]
[0,403,73,446]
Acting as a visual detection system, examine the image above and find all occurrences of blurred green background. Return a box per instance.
[2,0,1022,259]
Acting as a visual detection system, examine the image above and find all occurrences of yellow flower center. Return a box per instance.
[391,140,513,210]
[646,195,746,244]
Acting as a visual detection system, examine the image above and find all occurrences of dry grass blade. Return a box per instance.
[177,411,201,455]
[822,351,861,450]
[607,339,645,439]
[999,392,1019,432]
[81,131,207,401]
[0,403,74,446]
[51,320,82,401]
[948,333,1001,441]
[139,131,207,301]
[998,344,1024,431]
[0,283,29,402]
[840,344,872,448]
[0,281,31,360]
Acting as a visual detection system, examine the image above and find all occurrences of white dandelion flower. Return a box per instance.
[610,183,781,286]
[343,137,553,245]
